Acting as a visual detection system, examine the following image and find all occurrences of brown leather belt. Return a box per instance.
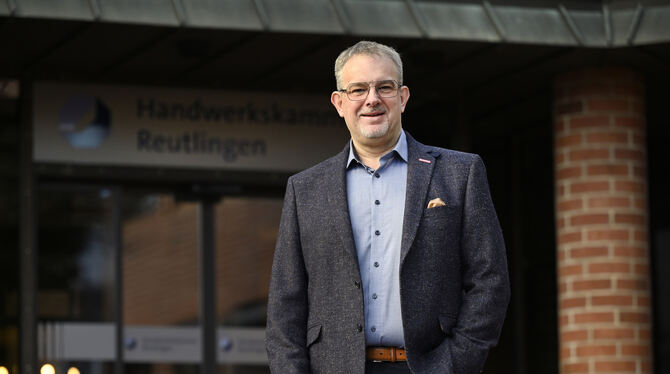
[366,347,407,362]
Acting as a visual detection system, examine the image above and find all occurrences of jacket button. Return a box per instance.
[357,324,363,332]
[354,281,361,289]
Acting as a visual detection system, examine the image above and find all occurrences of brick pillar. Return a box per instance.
[554,68,652,374]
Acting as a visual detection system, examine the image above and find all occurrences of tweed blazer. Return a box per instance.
[266,133,510,374]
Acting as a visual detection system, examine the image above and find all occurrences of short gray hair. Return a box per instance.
[334,41,403,90]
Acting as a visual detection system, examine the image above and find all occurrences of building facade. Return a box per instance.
[1,1,670,373]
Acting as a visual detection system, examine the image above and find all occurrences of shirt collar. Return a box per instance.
[347,130,408,168]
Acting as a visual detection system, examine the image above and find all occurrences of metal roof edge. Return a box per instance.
[2,0,669,47]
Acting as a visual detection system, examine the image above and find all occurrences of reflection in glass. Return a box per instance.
[37,186,116,373]
[122,193,200,373]
[216,197,282,374]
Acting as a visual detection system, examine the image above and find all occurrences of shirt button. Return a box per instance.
[371,327,376,333]
[374,173,380,178]
[375,230,380,236]
[374,262,379,267]
[372,293,377,299]
[375,200,380,205]
[357,324,363,332]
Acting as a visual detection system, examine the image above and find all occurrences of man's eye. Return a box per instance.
[378,85,394,92]
[349,88,367,95]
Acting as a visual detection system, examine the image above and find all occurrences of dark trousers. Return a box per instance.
[365,361,412,374]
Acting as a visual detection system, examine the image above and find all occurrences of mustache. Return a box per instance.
[360,107,386,115]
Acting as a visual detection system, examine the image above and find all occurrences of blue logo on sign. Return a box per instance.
[59,96,111,148]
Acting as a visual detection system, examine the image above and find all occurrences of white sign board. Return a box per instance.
[33,82,349,172]
[38,322,269,364]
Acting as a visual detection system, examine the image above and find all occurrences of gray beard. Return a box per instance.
[361,123,389,139]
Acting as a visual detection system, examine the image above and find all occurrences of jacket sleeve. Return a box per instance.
[266,177,311,373]
[440,155,511,374]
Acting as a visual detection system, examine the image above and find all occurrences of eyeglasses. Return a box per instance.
[338,80,400,101]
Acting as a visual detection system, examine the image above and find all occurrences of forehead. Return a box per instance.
[341,54,399,84]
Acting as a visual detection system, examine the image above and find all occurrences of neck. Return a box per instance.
[352,132,401,170]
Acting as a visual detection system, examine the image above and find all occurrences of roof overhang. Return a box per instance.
[2,0,670,47]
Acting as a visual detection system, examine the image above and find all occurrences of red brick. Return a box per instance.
[633,166,646,177]
[593,328,634,339]
[572,279,612,291]
[560,315,570,326]
[560,264,583,277]
[561,297,587,308]
[571,213,609,226]
[570,115,611,130]
[621,344,650,356]
[616,278,648,290]
[563,362,589,373]
[587,164,629,176]
[555,119,567,133]
[557,134,583,147]
[556,101,584,115]
[634,263,649,275]
[588,262,630,274]
[614,181,645,193]
[574,311,615,324]
[637,296,651,308]
[586,131,628,144]
[556,151,566,164]
[559,231,582,245]
[576,344,617,357]
[614,116,644,129]
[634,230,648,242]
[591,295,634,306]
[639,329,651,340]
[614,148,645,162]
[571,181,610,194]
[620,312,650,323]
[571,246,608,259]
[558,217,566,229]
[588,197,630,208]
[562,329,589,342]
[594,360,636,372]
[570,149,610,162]
[587,98,629,112]
[614,245,647,258]
[614,213,646,225]
[632,133,645,146]
[587,229,629,241]
[633,198,647,209]
[560,347,572,359]
[559,281,568,294]
[557,166,582,179]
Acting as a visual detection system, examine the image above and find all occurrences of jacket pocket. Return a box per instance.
[306,323,322,347]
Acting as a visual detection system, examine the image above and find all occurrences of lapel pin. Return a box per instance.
[418,158,432,164]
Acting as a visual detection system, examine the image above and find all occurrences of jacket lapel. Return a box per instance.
[400,133,439,265]
[325,142,360,263]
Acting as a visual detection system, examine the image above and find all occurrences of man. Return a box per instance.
[266,41,510,374]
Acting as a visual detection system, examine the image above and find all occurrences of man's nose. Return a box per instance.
[364,86,381,104]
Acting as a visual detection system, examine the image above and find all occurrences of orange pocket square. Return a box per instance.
[427,197,446,208]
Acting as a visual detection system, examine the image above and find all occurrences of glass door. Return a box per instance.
[121,192,200,374]
[36,184,281,373]
[37,185,118,374]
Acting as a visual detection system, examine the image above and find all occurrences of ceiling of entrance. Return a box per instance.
[1,13,670,142]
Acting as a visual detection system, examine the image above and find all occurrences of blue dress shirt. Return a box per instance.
[346,131,408,347]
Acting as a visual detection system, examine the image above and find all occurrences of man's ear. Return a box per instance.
[399,86,410,113]
[331,91,345,118]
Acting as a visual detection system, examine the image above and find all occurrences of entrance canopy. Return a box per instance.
[2,0,670,47]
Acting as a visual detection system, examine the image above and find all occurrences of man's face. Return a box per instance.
[331,54,410,148]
